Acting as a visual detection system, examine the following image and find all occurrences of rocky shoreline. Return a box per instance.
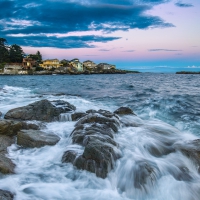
[1,99,200,199]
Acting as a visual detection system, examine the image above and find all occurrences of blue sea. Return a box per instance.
[0,73,200,200]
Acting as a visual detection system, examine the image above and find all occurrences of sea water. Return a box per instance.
[0,73,200,200]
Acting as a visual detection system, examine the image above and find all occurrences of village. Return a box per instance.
[0,56,129,75]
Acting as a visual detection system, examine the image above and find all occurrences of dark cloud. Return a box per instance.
[4,35,121,48]
[175,2,193,7]
[0,0,175,48]
[149,49,182,51]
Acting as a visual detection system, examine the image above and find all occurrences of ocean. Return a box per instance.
[0,73,200,200]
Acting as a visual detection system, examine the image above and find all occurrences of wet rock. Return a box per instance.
[51,100,76,111]
[17,130,60,148]
[62,110,121,178]
[0,111,2,117]
[0,189,14,200]
[0,136,15,174]
[4,99,76,122]
[62,150,78,163]
[133,160,160,189]
[71,112,87,121]
[114,107,135,115]
[175,139,200,173]
[0,120,23,136]
[0,153,15,174]
[75,113,120,132]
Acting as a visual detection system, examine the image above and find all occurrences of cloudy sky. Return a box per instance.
[1,0,200,72]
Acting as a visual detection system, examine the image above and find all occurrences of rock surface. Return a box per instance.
[0,189,14,200]
[0,136,15,174]
[0,120,22,136]
[114,107,135,115]
[17,130,60,148]
[62,110,121,178]
[4,99,75,122]
[71,112,87,121]
[175,139,200,173]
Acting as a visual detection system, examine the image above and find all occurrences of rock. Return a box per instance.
[114,107,135,115]
[0,136,15,152]
[71,112,87,121]
[0,136,15,174]
[0,189,14,200]
[133,160,160,189]
[175,139,200,173]
[0,153,15,174]
[0,111,2,117]
[0,120,23,136]
[51,100,76,111]
[4,99,76,122]
[17,130,60,148]
[62,110,121,178]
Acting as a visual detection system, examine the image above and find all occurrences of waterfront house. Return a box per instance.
[4,63,23,74]
[83,60,96,70]
[69,58,83,72]
[39,59,63,69]
[96,63,116,70]
[22,57,36,70]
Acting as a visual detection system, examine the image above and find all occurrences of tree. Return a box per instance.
[9,44,24,63]
[36,51,42,63]
[0,38,10,63]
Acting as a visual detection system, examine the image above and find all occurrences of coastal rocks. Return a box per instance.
[4,99,76,122]
[0,189,14,200]
[175,139,200,173]
[0,111,2,117]
[0,136,15,174]
[17,130,60,148]
[0,120,22,136]
[62,111,121,178]
[71,112,87,121]
[114,107,135,115]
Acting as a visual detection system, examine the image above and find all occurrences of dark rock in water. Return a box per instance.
[114,107,135,115]
[75,113,120,132]
[71,112,87,121]
[17,130,60,148]
[51,100,76,111]
[86,109,97,114]
[62,150,78,163]
[20,122,40,130]
[62,110,121,178]
[133,160,160,189]
[0,189,14,200]
[175,139,200,173]
[0,111,2,117]
[0,136,15,174]
[4,99,76,122]
[0,120,23,136]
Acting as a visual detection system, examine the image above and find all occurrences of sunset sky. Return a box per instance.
[1,0,200,72]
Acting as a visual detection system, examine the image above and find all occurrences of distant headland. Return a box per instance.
[0,38,139,75]
[176,71,200,74]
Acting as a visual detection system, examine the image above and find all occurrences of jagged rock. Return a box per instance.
[62,110,121,178]
[0,136,15,174]
[17,130,60,148]
[114,107,135,115]
[0,120,23,136]
[71,112,87,121]
[51,100,76,111]
[4,99,76,122]
[0,153,15,174]
[175,139,200,173]
[0,189,14,200]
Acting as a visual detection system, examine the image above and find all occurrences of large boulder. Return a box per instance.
[0,136,15,174]
[0,189,14,200]
[17,130,60,148]
[4,99,76,122]
[62,110,121,178]
[0,120,40,137]
[114,107,135,115]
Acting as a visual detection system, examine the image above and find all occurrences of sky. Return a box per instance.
[0,0,200,72]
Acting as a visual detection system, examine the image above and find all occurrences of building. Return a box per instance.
[22,57,37,70]
[4,63,23,74]
[39,59,63,69]
[96,63,116,70]
[83,60,96,70]
[69,58,84,72]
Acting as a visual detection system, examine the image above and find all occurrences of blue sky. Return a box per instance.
[0,0,199,72]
